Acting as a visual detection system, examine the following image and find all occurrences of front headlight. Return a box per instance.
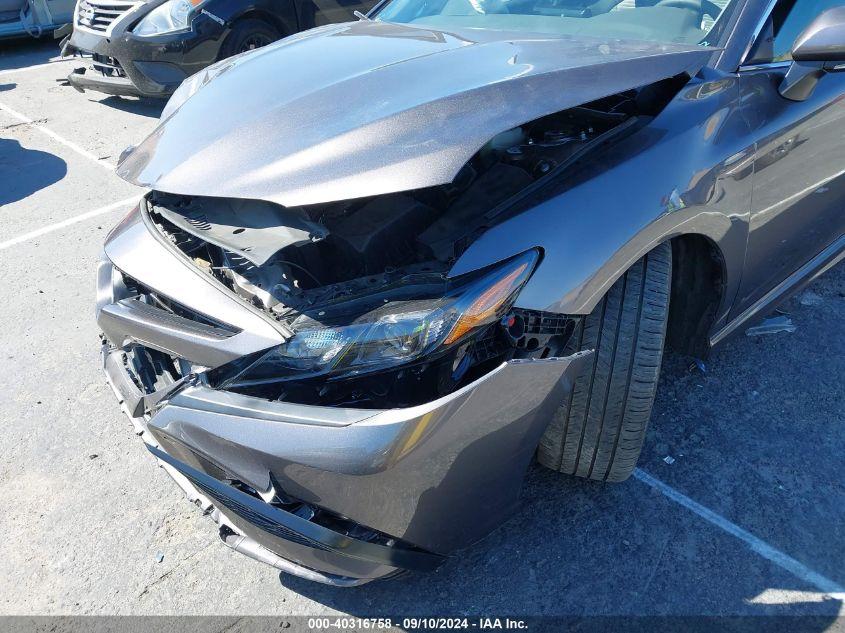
[226,249,539,385]
[133,0,204,36]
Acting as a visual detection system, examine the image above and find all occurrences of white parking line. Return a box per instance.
[0,58,75,78]
[0,197,137,251]
[633,468,845,597]
[0,101,114,170]
[749,588,845,606]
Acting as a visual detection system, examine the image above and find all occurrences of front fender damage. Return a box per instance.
[99,22,711,585]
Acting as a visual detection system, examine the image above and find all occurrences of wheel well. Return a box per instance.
[666,234,726,359]
[230,10,287,36]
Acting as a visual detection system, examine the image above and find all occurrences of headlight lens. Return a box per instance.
[228,250,539,385]
[133,0,203,36]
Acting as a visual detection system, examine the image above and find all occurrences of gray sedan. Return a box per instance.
[97,0,845,585]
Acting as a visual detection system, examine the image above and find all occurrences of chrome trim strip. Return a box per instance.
[217,527,375,586]
[74,0,142,37]
[739,60,792,72]
[98,298,251,368]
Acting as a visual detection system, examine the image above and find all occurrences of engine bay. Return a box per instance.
[142,85,683,407]
[148,94,648,309]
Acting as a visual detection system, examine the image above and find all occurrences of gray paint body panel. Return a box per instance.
[142,353,591,553]
[116,21,711,206]
[97,0,845,585]
[452,70,755,325]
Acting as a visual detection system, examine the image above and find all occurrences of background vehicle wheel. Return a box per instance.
[219,19,280,59]
[537,242,672,482]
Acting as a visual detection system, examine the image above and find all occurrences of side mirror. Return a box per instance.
[791,6,845,63]
[780,7,845,101]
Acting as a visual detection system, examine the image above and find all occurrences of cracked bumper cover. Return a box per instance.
[97,254,590,584]
[65,20,224,98]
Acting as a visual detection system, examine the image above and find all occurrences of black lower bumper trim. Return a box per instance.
[67,67,146,97]
[147,445,446,573]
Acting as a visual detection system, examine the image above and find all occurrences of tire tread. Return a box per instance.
[537,243,672,482]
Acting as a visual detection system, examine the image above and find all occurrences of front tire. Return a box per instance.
[537,242,672,482]
[218,19,280,59]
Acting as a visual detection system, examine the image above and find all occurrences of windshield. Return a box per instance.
[376,0,734,47]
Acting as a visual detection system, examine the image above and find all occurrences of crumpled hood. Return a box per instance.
[117,21,710,207]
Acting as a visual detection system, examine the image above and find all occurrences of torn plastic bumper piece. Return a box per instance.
[67,67,143,97]
[148,444,445,575]
[102,340,590,583]
[97,213,288,370]
[98,298,242,369]
[101,346,418,585]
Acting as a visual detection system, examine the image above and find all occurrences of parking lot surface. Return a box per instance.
[1,39,843,622]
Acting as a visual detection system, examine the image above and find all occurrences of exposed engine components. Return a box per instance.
[148,99,636,306]
[151,193,328,266]
[141,96,643,407]
[418,163,534,261]
[329,194,439,274]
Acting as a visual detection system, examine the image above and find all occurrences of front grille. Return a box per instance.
[92,53,127,78]
[193,477,334,552]
[124,344,184,395]
[122,273,236,333]
[76,0,136,33]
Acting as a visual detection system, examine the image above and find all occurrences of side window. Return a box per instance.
[760,0,842,62]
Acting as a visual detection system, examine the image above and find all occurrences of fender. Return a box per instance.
[450,72,755,335]
[203,0,299,37]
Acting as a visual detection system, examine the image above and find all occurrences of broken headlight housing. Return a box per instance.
[224,249,539,387]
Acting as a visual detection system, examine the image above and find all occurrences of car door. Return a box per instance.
[731,0,845,319]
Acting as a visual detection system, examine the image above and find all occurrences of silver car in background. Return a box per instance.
[0,0,73,38]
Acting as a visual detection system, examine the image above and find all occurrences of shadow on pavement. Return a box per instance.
[0,38,60,72]
[278,456,843,619]
[0,137,66,205]
[0,82,15,91]
[95,96,165,118]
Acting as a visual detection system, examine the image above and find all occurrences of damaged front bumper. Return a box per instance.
[100,334,588,584]
[64,18,224,98]
[96,213,590,585]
